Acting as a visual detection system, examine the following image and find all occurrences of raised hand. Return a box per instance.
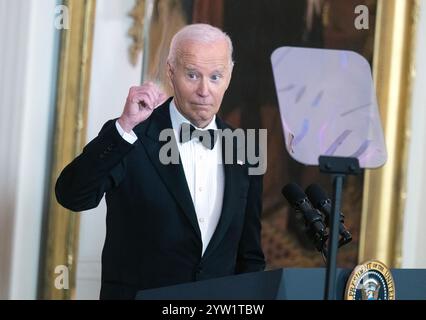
[118,82,167,132]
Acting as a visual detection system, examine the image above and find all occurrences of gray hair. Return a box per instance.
[167,23,234,69]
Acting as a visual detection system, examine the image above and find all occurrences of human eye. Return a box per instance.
[210,73,223,82]
[186,71,199,80]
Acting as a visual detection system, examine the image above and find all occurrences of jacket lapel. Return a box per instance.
[135,99,202,242]
[202,118,249,259]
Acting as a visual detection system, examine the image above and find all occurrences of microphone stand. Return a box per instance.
[305,211,328,265]
[312,232,328,265]
[318,156,360,300]
[320,247,328,265]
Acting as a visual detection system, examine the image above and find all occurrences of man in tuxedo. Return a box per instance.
[55,23,265,300]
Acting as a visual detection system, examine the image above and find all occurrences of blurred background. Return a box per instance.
[0,0,425,299]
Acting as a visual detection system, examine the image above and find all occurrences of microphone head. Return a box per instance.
[305,183,329,209]
[282,183,307,206]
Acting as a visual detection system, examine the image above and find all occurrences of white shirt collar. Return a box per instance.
[169,99,217,133]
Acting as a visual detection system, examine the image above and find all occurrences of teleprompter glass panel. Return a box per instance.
[271,47,387,168]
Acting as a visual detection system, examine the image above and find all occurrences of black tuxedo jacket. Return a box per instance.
[55,98,265,299]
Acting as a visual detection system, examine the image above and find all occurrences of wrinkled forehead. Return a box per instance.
[175,40,231,71]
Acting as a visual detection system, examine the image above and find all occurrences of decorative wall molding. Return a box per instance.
[40,0,97,300]
[359,0,420,267]
[128,0,145,66]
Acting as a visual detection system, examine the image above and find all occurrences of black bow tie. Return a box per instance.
[179,123,218,150]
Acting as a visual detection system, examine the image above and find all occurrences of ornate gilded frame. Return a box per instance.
[359,0,420,267]
[39,0,96,299]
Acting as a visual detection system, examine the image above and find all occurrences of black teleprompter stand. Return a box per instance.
[318,156,361,300]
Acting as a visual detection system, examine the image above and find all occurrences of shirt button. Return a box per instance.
[199,218,205,223]
[198,187,203,192]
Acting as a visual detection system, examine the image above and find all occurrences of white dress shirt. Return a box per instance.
[115,100,224,256]
[115,120,138,144]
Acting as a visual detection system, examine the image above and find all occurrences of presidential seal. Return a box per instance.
[344,260,395,300]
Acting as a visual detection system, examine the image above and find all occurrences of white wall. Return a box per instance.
[75,0,143,299]
[0,0,58,299]
[402,1,426,268]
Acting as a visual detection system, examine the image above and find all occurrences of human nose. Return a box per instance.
[196,77,209,97]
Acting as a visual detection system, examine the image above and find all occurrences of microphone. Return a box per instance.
[282,183,328,253]
[305,183,352,247]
